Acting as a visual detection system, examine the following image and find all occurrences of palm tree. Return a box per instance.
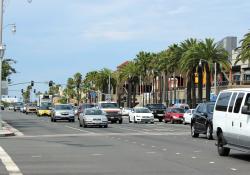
[134,51,152,106]
[198,38,230,101]
[167,44,182,105]
[237,31,250,63]
[64,78,76,103]
[2,58,17,80]
[73,72,83,105]
[179,38,198,108]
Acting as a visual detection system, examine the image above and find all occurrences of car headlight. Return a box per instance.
[55,112,61,116]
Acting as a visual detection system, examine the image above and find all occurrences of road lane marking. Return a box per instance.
[0,146,23,175]
[192,156,197,159]
[7,131,189,139]
[162,148,167,151]
[151,146,156,148]
[64,125,95,134]
[91,154,104,156]
[146,152,156,154]
[209,162,215,164]
[230,168,237,171]
[32,155,42,158]
[176,153,181,155]
[141,144,145,146]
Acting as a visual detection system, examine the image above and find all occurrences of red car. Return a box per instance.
[164,108,185,124]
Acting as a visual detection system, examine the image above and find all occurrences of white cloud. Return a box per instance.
[168,6,190,15]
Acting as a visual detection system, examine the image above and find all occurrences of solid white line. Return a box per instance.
[0,146,23,175]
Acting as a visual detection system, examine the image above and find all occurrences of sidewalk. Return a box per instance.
[0,121,15,137]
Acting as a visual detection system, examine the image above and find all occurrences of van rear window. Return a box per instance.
[215,92,232,112]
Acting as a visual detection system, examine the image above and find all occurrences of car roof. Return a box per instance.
[222,88,250,93]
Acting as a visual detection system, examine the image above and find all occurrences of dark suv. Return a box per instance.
[191,102,215,140]
[145,104,166,122]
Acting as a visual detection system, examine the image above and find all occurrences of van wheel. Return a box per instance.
[206,124,213,140]
[217,133,230,156]
[191,124,199,138]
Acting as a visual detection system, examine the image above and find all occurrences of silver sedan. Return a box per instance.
[79,108,108,128]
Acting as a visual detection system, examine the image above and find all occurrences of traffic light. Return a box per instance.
[31,80,34,86]
[33,89,36,93]
[49,80,53,87]
[21,89,24,94]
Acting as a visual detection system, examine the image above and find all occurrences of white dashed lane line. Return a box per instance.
[0,146,23,175]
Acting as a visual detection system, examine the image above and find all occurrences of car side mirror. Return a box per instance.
[242,106,250,115]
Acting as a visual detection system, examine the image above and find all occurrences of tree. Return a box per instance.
[198,38,230,101]
[237,31,250,63]
[134,51,152,106]
[22,85,32,103]
[73,72,83,106]
[2,59,17,80]
[64,78,76,103]
[48,84,61,96]
[179,38,198,108]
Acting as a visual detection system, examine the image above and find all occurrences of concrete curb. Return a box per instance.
[0,122,15,137]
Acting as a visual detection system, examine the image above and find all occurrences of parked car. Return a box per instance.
[145,104,166,122]
[183,109,195,125]
[51,104,75,122]
[164,108,185,124]
[213,89,250,156]
[191,102,215,140]
[1,105,4,110]
[129,107,154,124]
[77,103,96,120]
[26,104,37,114]
[79,108,108,128]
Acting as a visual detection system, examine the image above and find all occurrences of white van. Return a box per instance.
[213,88,250,156]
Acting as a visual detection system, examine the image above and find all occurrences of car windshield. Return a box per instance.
[134,108,151,113]
[40,106,50,110]
[101,103,119,108]
[55,105,72,110]
[207,104,215,113]
[83,104,95,109]
[85,109,103,115]
[147,104,166,109]
[172,108,185,113]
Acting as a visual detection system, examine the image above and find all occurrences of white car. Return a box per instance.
[79,108,108,128]
[183,109,195,125]
[129,107,154,124]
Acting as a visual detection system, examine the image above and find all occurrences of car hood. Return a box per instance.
[170,113,184,117]
[102,108,120,112]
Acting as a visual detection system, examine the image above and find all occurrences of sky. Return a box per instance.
[3,0,250,98]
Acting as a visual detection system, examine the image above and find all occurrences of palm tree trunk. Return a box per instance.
[198,65,203,103]
[187,73,192,107]
[127,79,132,108]
[174,72,176,104]
[159,74,163,103]
[205,63,211,102]
[133,81,136,107]
[165,72,169,107]
[191,69,197,108]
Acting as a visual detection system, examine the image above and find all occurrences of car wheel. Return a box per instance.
[151,122,154,124]
[183,119,186,125]
[206,124,213,140]
[104,124,108,128]
[170,119,174,124]
[54,119,57,122]
[72,119,75,122]
[129,117,132,123]
[159,118,162,122]
[119,119,123,124]
[51,118,53,122]
[164,119,168,123]
[191,124,199,138]
[79,121,83,127]
[217,133,230,156]
[83,121,87,128]
[134,117,137,123]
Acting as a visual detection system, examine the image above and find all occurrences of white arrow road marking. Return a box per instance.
[0,146,23,175]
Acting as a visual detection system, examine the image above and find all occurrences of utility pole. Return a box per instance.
[0,0,4,130]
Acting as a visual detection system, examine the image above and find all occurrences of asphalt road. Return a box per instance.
[1,110,250,175]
